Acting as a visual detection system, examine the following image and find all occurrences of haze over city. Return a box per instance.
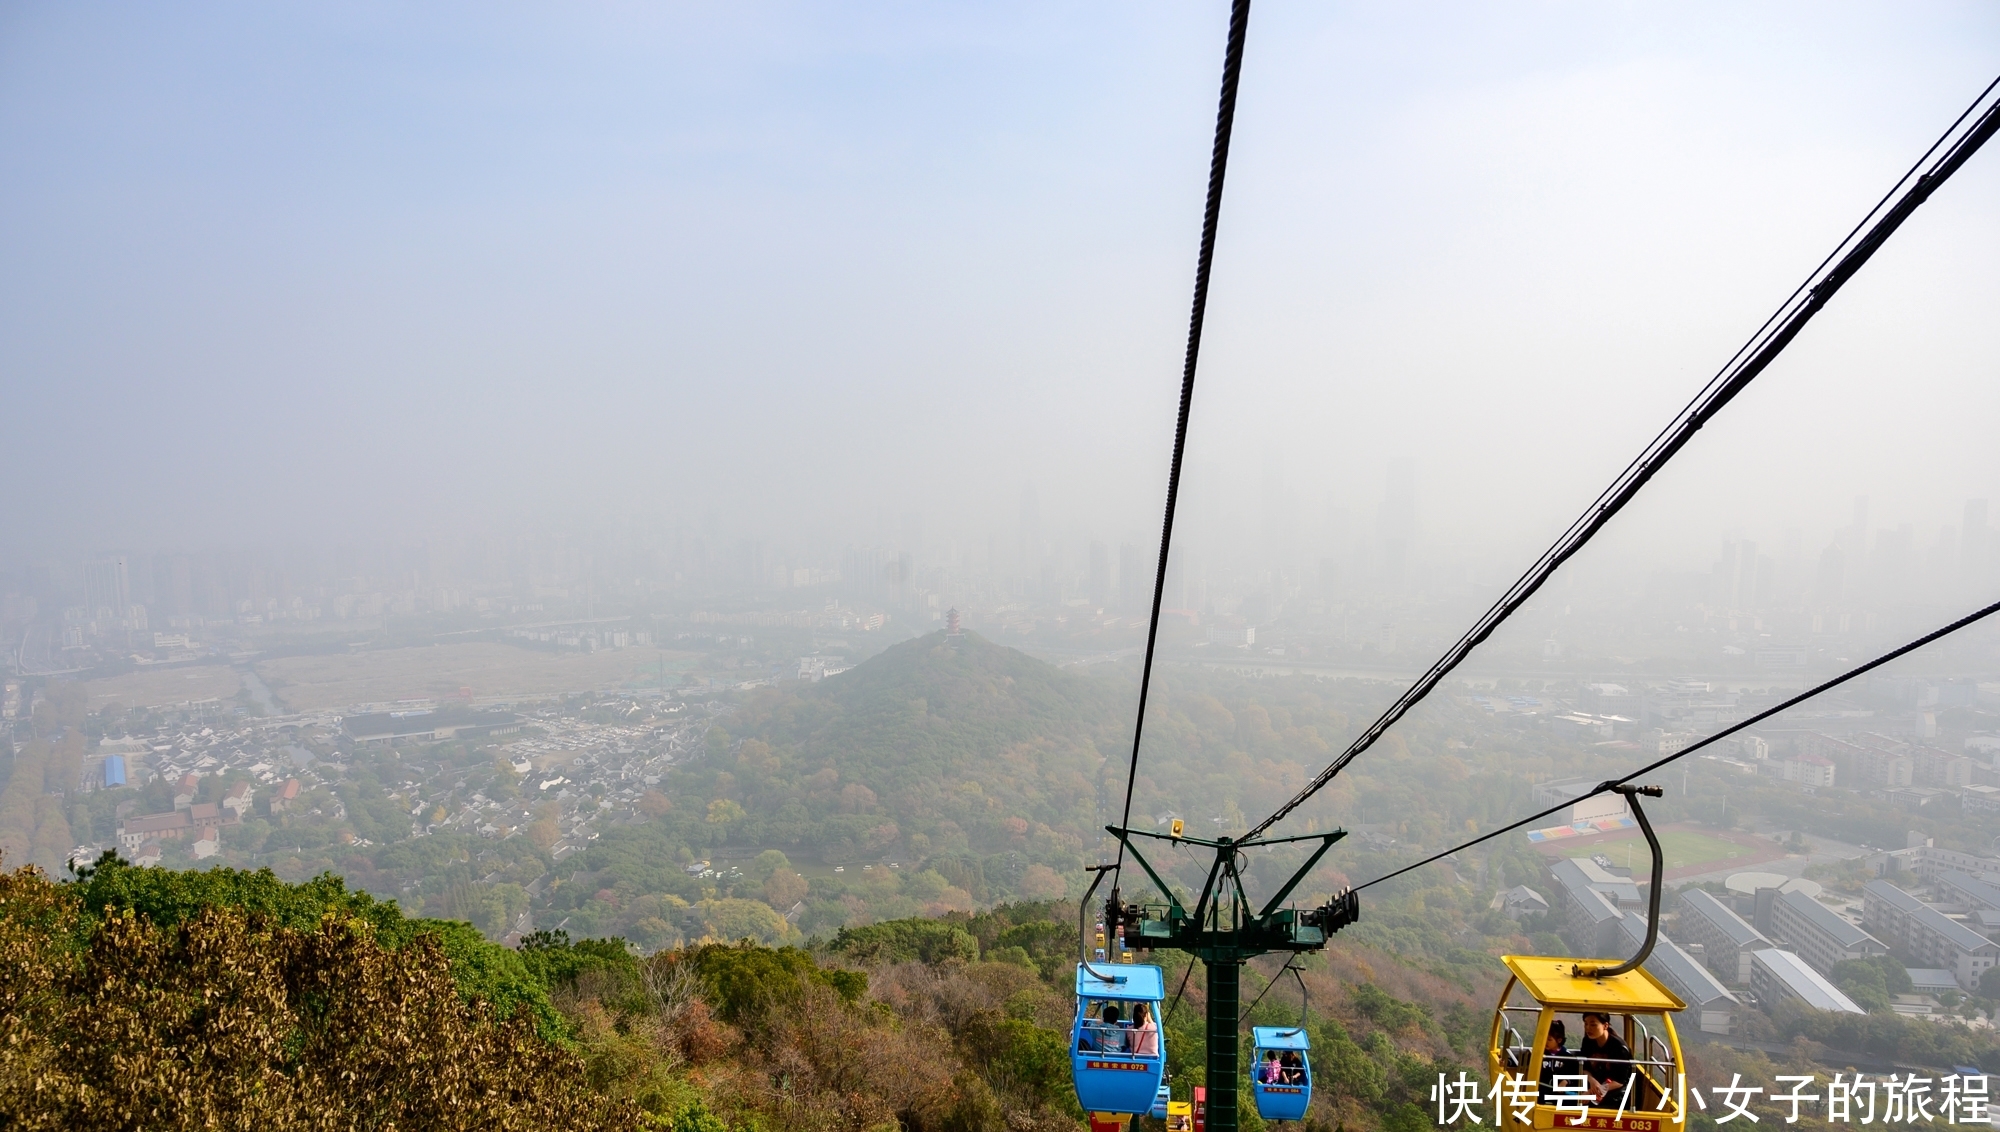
[4,2,1997,584]
[10,7,2000,1130]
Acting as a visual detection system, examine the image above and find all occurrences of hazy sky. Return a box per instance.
[3,2,1997,573]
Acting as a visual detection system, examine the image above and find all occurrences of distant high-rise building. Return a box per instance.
[1735,541,1757,608]
[1378,459,1416,575]
[83,556,130,616]
[1814,545,1845,608]
[1088,542,1110,609]
[1965,499,1989,580]
[1018,485,1041,574]
[1119,542,1149,612]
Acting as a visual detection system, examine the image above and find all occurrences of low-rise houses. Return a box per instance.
[222,781,254,819]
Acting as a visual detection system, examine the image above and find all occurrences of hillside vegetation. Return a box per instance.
[0,852,1544,1131]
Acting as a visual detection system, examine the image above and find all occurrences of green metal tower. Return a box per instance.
[1100,826,1358,1132]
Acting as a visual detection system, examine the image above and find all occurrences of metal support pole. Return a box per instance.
[1206,958,1241,1132]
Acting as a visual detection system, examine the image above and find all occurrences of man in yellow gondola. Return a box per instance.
[1577,1013,1633,1110]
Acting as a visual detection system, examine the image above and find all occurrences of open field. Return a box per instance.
[82,665,243,711]
[254,642,702,712]
[1551,827,1758,871]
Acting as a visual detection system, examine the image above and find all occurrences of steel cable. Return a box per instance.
[1117,0,1254,871]
[1351,594,2000,894]
[1244,72,2000,843]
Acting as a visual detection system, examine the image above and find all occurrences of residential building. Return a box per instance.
[1863,880,2000,992]
[222,781,254,819]
[1612,913,1738,1034]
[1549,858,1642,956]
[1937,871,2000,913]
[1677,888,1771,985]
[1915,749,1975,788]
[1910,845,2000,884]
[1768,888,1887,975]
[1750,949,1867,1015]
[117,801,238,853]
[1493,885,1550,921]
[173,773,200,810]
[1907,968,1961,997]
[119,810,192,849]
[270,778,302,813]
[1863,749,1916,788]
[1776,753,1836,788]
[1961,785,2000,816]
[1887,787,1946,811]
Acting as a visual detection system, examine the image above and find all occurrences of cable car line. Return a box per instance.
[1241,71,2000,845]
[1236,955,1304,1023]
[1165,957,1197,1020]
[1117,0,1254,873]
[1348,593,2000,896]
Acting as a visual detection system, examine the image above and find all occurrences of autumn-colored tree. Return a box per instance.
[0,862,633,1131]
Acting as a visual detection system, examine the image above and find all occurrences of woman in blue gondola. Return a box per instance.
[1259,1051,1283,1084]
[1130,1002,1159,1058]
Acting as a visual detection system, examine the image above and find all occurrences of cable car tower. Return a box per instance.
[1096,827,1358,1129]
[1082,0,2000,1125]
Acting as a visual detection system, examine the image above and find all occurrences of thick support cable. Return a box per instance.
[1576,786,1663,979]
[1352,594,2000,894]
[1243,73,2000,843]
[1117,0,1254,868]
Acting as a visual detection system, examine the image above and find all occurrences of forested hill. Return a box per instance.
[560,632,1406,943]
[788,630,1124,760]
[702,630,1126,881]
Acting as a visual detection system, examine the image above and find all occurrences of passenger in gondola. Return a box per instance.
[1537,1020,1573,1100]
[1578,1013,1633,1110]
[1095,1004,1126,1053]
[1280,1051,1305,1085]
[1129,1002,1159,1057]
[1259,1051,1284,1084]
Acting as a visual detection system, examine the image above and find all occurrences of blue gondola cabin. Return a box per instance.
[1072,962,1168,1115]
[1250,1025,1313,1121]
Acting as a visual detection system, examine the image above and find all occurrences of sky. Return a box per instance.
[2,2,1997,580]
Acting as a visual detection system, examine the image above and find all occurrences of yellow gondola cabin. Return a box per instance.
[1487,955,1688,1131]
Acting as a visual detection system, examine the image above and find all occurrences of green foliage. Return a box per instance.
[959,1009,1074,1103]
[1773,999,1998,1070]
[519,929,641,988]
[656,1099,730,1132]
[0,861,632,1130]
[67,853,562,1036]
[683,941,866,1025]
[1353,980,1436,1036]
[1312,1016,1386,1104]
[1829,954,1911,1014]
[830,916,979,965]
